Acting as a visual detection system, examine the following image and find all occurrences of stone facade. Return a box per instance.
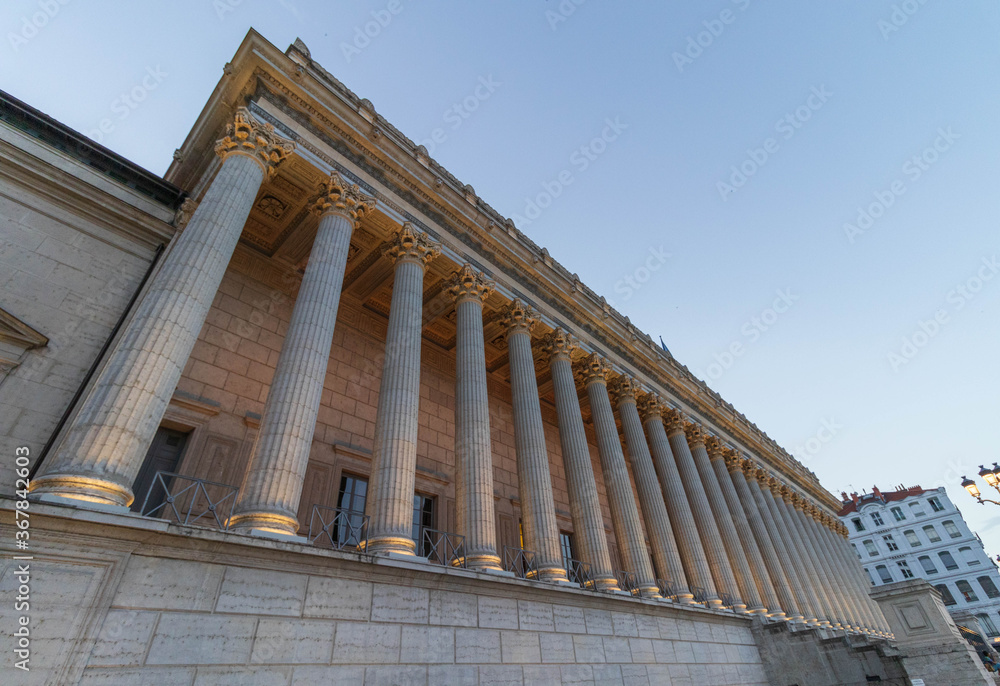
[0,30,903,685]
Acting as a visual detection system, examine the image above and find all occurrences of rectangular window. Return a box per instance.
[852,543,862,560]
[924,525,942,543]
[978,576,1000,599]
[904,530,921,547]
[853,517,865,532]
[883,535,899,552]
[334,474,369,547]
[960,547,980,566]
[936,584,957,606]
[957,580,979,603]
[978,614,1000,637]
[864,540,879,557]
[919,556,938,575]
[929,497,944,513]
[412,493,436,557]
[876,565,893,584]
[871,512,885,527]
[910,502,926,517]
[896,561,914,579]
[560,532,575,565]
[865,568,876,586]
[943,520,962,539]
[939,551,959,571]
[891,506,906,521]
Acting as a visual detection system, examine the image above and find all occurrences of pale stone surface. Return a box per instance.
[571,634,607,664]
[400,625,455,663]
[115,556,225,612]
[611,611,639,637]
[302,575,373,620]
[88,610,158,666]
[768,485,834,624]
[602,635,632,663]
[215,566,307,616]
[524,664,563,685]
[146,613,257,665]
[429,590,478,627]
[456,628,501,663]
[501,630,541,663]
[539,632,575,663]
[628,637,655,664]
[478,595,519,629]
[428,665,479,685]
[194,666,292,685]
[371,583,429,623]
[584,607,613,635]
[331,621,401,663]
[291,665,365,685]
[365,665,428,686]
[553,604,587,633]
[78,667,196,685]
[250,617,334,663]
[479,665,523,685]
[517,599,555,632]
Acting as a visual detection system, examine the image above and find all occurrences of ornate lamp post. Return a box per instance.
[961,464,1000,506]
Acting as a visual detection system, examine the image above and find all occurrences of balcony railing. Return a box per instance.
[657,578,680,601]
[307,505,369,551]
[139,471,238,531]
[615,570,638,596]
[565,558,594,589]
[421,528,466,568]
[719,592,740,610]
[690,586,711,604]
[504,546,538,580]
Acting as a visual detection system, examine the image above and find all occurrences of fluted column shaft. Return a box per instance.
[826,523,886,632]
[787,499,849,629]
[613,380,687,597]
[449,266,501,570]
[712,450,781,616]
[808,514,867,630]
[502,301,566,583]
[664,413,733,606]
[544,331,617,590]
[32,110,293,507]
[639,399,703,604]
[769,489,835,626]
[726,461,797,620]
[746,473,811,622]
[365,225,440,556]
[755,478,822,624]
[688,434,754,613]
[579,356,657,597]
[232,175,373,535]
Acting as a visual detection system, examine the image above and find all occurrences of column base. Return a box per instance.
[457,553,503,572]
[765,611,788,622]
[30,473,133,508]
[481,568,516,578]
[673,593,699,605]
[242,528,308,543]
[228,510,300,537]
[705,597,724,608]
[745,605,768,616]
[34,492,131,515]
[532,564,570,584]
[362,535,417,557]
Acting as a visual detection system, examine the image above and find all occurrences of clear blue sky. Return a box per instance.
[4,1,999,549]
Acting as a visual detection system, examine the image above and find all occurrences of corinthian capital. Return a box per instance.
[636,393,665,422]
[500,298,537,337]
[683,421,705,446]
[310,171,376,223]
[448,264,494,304]
[384,222,441,267]
[608,374,639,407]
[704,436,724,460]
[663,408,686,436]
[214,107,295,178]
[540,327,578,361]
[574,352,611,387]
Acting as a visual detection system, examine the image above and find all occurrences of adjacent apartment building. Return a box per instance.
[840,485,1000,643]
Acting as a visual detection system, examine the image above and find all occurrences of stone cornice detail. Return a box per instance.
[214,106,295,178]
[500,299,537,337]
[540,327,578,361]
[383,222,441,267]
[447,264,494,305]
[575,353,612,388]
[310,170,376,223]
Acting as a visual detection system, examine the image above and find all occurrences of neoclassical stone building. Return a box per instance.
[1,30,905,686]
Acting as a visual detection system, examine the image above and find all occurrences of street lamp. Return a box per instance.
[961,465,1000,506]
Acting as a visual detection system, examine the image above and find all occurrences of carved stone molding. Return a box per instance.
[704,436,724,460]
[214,106,295,178]
[608,374,639,406]
[383,222,441,266]
[309,170,376,223]
[447,263,494,305]
[574,352,611,388]
[663,408,686,436]
[499,298,537,337]
[539,327,578,361]
[683,421,705,446]
[636,393,665,423]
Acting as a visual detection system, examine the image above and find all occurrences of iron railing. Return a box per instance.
[504,546,538,580]
[139,471,238,531]
[657,578,680,601]
[719,592,739,610]
[307,505,369,551]
[565,558,594,589]
[690,586,711,604]
[615,570,638,595]
[421,527,466,568]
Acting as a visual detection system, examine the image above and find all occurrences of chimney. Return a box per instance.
[851,493,859,506]
[841,491,849,502]
[873,485,882,500]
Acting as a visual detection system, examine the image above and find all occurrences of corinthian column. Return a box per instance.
[501,300,567,583]
[230,173,374,535]
[610,376,687,597]
[32,108,294,507]
[799,503,857,630]
[637,394,701,604]
[663,410,733,606]
[577,355,658,597]
[449,264,501,571]
[364,224,440,556]
[786,492,847,628]
[541,329,617,591]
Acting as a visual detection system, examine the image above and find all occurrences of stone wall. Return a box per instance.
[0,500,769,685]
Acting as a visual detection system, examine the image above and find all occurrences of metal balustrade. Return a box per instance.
[718,592,739,610]
[657,578,680,601]
[307,505,369,551]
[421,527,466,568]
[139,471,238,531]
[690,586,711,604]
[504,546,538,580]
[615,570,639,596]
[565,558,594,589]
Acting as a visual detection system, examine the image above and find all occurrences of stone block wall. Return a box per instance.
[0,503,769,685]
